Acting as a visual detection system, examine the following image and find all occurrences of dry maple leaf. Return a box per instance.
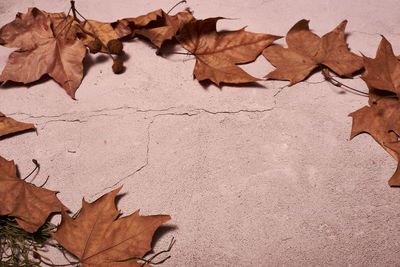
[361,36,400,96]
[176,17,281,85]
[52,187,171,267]
[0,155,66,233]
[0,112,35,137]
[0,8,87,99]
[116,9,194,48]
[263,19,363,85]
[349,97,400,186]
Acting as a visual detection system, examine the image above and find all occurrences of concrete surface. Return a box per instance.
[1,0,400,266]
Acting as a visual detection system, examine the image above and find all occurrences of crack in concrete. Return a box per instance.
[11,104,278,200]
[273,85,289,97]
[38,118,87,130]
[89,118,153,199]
[8,105,277,128]
[352,30,381,37]
[191,107,275,115]
[89,105,277,198]
[8,106,176,120]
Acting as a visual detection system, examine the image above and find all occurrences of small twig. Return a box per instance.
[70,1,78,20]
[54,15,75,39]
[167,0,187,15]
[53,8,72,33]
[141,237,176,266]
[73,8,88,22]
[171,51,193,55]
[19,242,55,265]
[116,237,175,266]
[40,257,80,267]
[59,246,78,265]
[23,159,40,181]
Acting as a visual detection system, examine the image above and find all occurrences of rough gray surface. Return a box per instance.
[1,0,400,266]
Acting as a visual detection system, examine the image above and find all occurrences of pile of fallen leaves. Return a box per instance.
[1,0,400,265]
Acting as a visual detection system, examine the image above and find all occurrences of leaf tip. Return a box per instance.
[338,19,348,29]
[290,19,310,33]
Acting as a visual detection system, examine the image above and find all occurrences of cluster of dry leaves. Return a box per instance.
[1,0,400,265]
[0,4,281,98]
[260,20,400,186]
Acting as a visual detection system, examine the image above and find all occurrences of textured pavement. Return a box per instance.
[1,0,400,266]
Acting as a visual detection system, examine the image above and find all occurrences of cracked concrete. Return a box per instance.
[1,0,400,266]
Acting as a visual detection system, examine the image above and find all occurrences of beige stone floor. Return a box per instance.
[1,0,400,266]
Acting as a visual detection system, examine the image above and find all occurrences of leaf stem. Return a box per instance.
[54,15,75,40]
[39,176,50,188]
[23,159,40,181]
[167,0,187,15]
[321,67,369,97]
[116,237,176,266]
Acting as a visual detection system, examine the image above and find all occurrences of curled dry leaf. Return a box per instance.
[177,17,281,85]
[116,9,194,48]
[263,19,363,85]
[79,19,130,53]
[0,155,66,233]
[0,8,87,99]
[134,10,194,48]
[0,112,35,137]
[349,96,400,186]
[361,36,400,96]
[114,9,164,43]
[52,187,171,267]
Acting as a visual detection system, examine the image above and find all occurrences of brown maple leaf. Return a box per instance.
[349,97,400,186]
[116,9,194,48]
[0,155,66,232]
[0,112,35,137]
[263,19,363,85]
[361,36,400,96]
[52,187,171,267]
[176,17,281,85]
[0,8,87,99]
